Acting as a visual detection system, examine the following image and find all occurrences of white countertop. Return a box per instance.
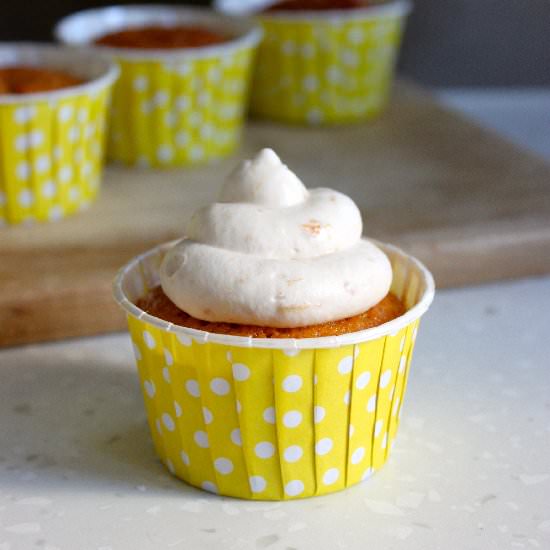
[1,89,550,550]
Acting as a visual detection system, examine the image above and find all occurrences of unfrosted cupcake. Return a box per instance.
[55,6,262,167]
[0,44,118,226]
[113,149,434,500]
[218,0,410,124]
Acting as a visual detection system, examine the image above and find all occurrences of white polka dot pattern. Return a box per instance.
[282,375,302,393]
[322,468,340,486]
[255,442,275,459]
[125,311,421,500]
[315,438,333,456]
[0,86,111,225]
[351,447,365,465]
[143,380,155,398]
[379,369,392,389]
[314,406,325,424]
[283,445,303,463]
[356,371,371,390]
[230,428,242,446]
[367,395,377,413]
[343,390,351,406]
[263,406,276,424]
[202,407,213,425]
[283,410,302,428]
[194,431,209,448]
[162,413,175,432]
[249,475,267,493]
[214,457,233,475]
[180,450,190,466]
[106,47,256,167]
[201,481,218,494]
[210,378,230,396]
[143,330,156,350]
[284,480,304,497]
[164,348,174,366]
[251,14,405,124]
[232,363,250,382]
[185,380,200,398]
[337,355,353,375]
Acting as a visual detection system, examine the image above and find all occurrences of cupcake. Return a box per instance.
[218,0,410,124]
[113,149,434,500]
[55,6,262,167]
[0,44,118,226]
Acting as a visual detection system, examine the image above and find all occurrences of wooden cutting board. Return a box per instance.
[2,82,550,348]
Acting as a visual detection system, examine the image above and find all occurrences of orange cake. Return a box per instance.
[94,25,229,49]
[137,286,405,338]
[0,66,82,94]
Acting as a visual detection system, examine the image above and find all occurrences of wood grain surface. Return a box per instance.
[2,83,550,347]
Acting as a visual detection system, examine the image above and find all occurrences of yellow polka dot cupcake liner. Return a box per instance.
[55,7,262,167]
[246,0,410,124]
[114,240,434,500]
[0,44,118,226]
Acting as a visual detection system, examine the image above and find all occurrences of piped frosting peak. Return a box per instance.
[160,149,392,328]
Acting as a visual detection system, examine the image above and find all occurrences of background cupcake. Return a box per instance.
[55,6,262,167]
[113,149,435,500]
[0,43,117,226]
[218,0,410,124]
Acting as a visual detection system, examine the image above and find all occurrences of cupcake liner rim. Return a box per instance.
[0,43,119,105]
[113,239,435,350]
[54,5,263,61]
[216,0,412,22]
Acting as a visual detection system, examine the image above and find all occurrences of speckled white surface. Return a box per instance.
[1,275,549,550]
[1,91,550,549]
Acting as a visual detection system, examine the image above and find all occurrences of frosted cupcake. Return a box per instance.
[55,6,262,167]
[113,149,434,499]
[0,44,118,226]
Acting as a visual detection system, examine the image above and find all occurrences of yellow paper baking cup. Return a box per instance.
[242,0,410,124]
[0,44,118,226]
[55,7,262,167]
[113,240,434,500]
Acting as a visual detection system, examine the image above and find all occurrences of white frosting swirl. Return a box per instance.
[160,149,392,327]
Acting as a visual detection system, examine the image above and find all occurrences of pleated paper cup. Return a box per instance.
[113,240,434,500]
[55,6,262,167]
[0,44,118,226]
[226,0,411,124]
